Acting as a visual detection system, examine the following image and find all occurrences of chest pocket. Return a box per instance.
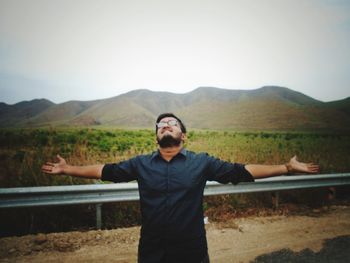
[168,161,207,192]
[137,165,168,195]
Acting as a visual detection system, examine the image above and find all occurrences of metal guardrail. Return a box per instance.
[1,173,350,209]
[1,173,350,228]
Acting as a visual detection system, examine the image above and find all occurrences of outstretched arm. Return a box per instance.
[41,155,103,179]
[245,155,319,179]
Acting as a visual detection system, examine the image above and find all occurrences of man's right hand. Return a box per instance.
[41,154,67,175]
[41,155,103,179]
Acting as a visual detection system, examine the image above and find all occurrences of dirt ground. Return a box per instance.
[1,205,350,263]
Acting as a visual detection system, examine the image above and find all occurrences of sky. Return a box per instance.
[0,0,350,104]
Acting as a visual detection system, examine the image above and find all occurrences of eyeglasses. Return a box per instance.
[156,119,178,128]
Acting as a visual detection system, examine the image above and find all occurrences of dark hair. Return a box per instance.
[156,113,187,134]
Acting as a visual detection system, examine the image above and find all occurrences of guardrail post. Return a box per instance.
[273,191,279,209]
[96,203,102,229]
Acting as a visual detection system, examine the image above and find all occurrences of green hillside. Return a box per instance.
[1,86,349,132]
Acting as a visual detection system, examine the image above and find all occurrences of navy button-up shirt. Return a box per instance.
[101,148,254,262]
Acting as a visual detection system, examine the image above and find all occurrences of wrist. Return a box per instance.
[284,162,293,174]
[61,164,70,174]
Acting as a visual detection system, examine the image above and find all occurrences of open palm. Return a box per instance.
[288,155,319,174]
[41,154,67,174]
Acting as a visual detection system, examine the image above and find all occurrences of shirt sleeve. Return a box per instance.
[101,157,137,183]
[206,154,254,184]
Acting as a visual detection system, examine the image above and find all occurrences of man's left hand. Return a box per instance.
[286,155,319,174]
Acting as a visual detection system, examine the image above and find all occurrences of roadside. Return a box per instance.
[1,205,350,263]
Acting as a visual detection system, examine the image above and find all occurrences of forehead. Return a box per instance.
[159,117,177,122]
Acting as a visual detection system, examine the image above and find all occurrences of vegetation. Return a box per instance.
[0,128,350,236]
[2,87,350,132]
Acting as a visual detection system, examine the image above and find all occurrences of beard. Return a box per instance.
[157,133,182,148]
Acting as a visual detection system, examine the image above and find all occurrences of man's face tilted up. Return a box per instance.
[156,117,185,148]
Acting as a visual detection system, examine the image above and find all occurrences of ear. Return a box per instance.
[181,133,187,141]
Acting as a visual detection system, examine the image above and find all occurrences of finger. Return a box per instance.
[308,164,319,169]
[41,167,53,173]
[45,162,56,166]
[57,154,64,161]
[308,167,320,173]
[41,164,51,170]
[291,155,297,161]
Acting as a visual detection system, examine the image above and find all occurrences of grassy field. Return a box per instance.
[0,128,349,236]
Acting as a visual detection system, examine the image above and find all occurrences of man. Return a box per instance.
[42,113,319,263]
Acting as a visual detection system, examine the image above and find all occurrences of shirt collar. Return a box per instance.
[151,147,187,160]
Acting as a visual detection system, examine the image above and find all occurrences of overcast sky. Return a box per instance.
[1,0,349,104]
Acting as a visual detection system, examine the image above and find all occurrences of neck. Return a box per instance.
[158,143,183,162]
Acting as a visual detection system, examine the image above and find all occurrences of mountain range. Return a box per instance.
[1,86,350,132]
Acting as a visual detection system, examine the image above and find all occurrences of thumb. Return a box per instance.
[56,154,64,162]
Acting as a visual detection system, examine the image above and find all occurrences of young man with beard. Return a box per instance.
[42,113,319,263]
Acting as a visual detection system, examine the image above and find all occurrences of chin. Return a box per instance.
[157,134,181,148]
